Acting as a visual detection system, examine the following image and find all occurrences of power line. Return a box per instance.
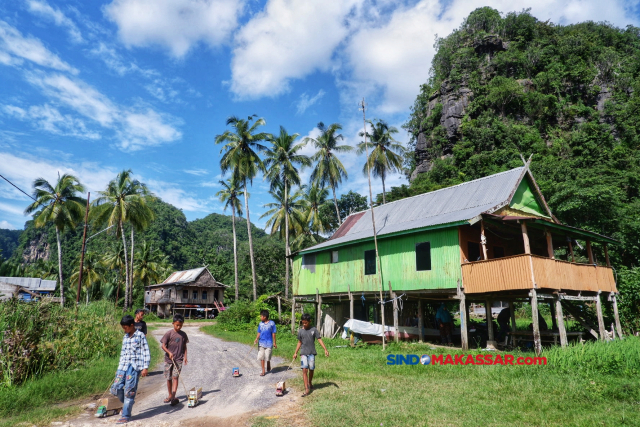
[0,173,36,202]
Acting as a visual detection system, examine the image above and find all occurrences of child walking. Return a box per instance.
[111,315,150,424]
[254,309,277,376]
[160,314,189,405]
[292,313,329,397]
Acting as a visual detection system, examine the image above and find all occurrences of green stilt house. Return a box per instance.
[292,165,621,353]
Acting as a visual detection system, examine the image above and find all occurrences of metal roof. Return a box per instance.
[0,277,57,292]
[161,267,208,285]
[301,167,526,253]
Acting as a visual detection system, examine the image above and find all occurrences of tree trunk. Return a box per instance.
[244,185,258,301]
[120,221,130,311]
[130,228,134,308]
[232,205,239,301]
[331,184,341,225]
[284,179,289,299]
[56,227,64,307]
[86,284,89,305]
[381,171,387,205]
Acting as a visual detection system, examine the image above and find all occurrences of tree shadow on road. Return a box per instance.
[312,382,339,390]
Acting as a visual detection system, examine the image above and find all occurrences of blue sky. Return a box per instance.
[0,0,638,231]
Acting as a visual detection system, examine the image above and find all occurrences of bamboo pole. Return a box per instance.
[76,193,90,311]
[360,98,385,350]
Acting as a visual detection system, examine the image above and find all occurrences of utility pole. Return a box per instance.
[360,98,386,350]
[76,192,90,312]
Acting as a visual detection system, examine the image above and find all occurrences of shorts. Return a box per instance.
[300,354,315,370]
[257,346,272,361]
[163,361,182,379]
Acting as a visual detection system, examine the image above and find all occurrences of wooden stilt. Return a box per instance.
[388,281,399,343]
[485,300,494,344]
[596,291,606,340]
[291,297,296,334]
[555,296,568,347]
[549,301,558,331]
[480,220,488,260]
[317,291,323,335]
[277,296,281,322]
[612,294,623,338]
[418,299,424,343]
[348,283,354,320]
[460,292,468,350]
[531,289,542,356]
[509,301,517,346]
[586,240,595,264]
[561,301,599,339]
[521,221,531,254]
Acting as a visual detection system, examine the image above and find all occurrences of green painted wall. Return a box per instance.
[293,227,461,296]
[510,178,549,218]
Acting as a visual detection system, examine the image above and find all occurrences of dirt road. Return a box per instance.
[64,326,299,426]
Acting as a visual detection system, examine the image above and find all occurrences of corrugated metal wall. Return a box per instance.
[293,227,461,296]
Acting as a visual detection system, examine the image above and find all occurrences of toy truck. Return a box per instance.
[95,397,122,418]
[275,381,286,396]
[232,367,240,377]
[188,387,202,408]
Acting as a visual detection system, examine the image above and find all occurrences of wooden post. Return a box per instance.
[555,296,568,347]
[549,301,558,331]
[316,289,323,335]
[545,229,554,259]
[612,294,623,338]
[509,302,517,345]
[485,300,494,343]
[418,299,424,343]
[586,240,595,264]
[388,282,399,343]
[604,244,611,268]
[459,292,468,350]
[596,291,606,340]
[521,221,531,254]
[277,295,282,322]
[348,283,354,320]
[568,239,575,262]
[480,219,488,260]
[75,192,90,310]
[531,289,542,356]
[291,297,296,334]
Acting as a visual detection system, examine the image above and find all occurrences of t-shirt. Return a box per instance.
[297,327,321,356]
[257,320,276,348]
[160,329,189,363]
[134,320,147,336]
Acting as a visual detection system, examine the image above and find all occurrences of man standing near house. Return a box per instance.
[435,303,453,345]
[134,309,147,336]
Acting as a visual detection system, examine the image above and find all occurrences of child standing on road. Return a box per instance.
[293,313,329,397]
[254,309,277,376]
[111,315,150,424]
[161,314,189,405]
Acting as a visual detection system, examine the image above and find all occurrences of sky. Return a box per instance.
[0,0,638,231]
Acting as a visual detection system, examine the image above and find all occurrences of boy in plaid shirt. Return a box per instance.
[111,315,150,424]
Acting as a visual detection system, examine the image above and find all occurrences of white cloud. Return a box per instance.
[24,73,182,150]
[2,104,101,139]
[0,220,16,229]
[0,20,78,73]
[230,0,362,98]
[296,90,325,115]
[89,42,156,77]
[26,0,84,43]
[146,179,206,212]
[184,169,208,176]
[104,0,245,57]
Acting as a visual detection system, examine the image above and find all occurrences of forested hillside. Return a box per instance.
[1,198,285,301]
[0,229,21,259]
[400,7,640,328]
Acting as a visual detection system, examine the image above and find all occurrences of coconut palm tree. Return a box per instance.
[133,241,164,292]
[216,177,244,300]
[302,183,330,235]
[358,119,405,204]
[70,251,102,304]
[264,126,311,298]
[127,195,155,307]
[260,183,307,240]
[215,115,269,301]
[305,122,352,225]
[91,170,154,310]
[103,243,126,307]
[25,174,86,307]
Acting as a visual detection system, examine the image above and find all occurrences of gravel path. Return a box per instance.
[64,326,297,426]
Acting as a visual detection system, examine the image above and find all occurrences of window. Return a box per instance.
[183,290,188,299]
[302,254,316,273]
[468,242,481,262]
[364,250,376,275]
[202,291,208,300]
[193,290,198,299]
[493,246,505,259]
[331,250,339,263]
[415,242,432,271]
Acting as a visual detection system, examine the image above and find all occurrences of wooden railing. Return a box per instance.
[461,254,616,294]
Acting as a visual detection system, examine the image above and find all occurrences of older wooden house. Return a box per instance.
[292,165,621,353]
[145,267,227,318]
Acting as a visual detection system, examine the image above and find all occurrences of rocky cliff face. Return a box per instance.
[21,232,49,263]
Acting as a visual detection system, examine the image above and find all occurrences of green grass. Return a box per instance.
[0,329,162,427]
[203,325,640,427]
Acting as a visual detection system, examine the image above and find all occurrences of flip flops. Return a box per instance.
[163,397,172,403]
[116,417,129,424]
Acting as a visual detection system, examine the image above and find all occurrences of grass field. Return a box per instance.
[203,324,640,427]
[0,326,162,427]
